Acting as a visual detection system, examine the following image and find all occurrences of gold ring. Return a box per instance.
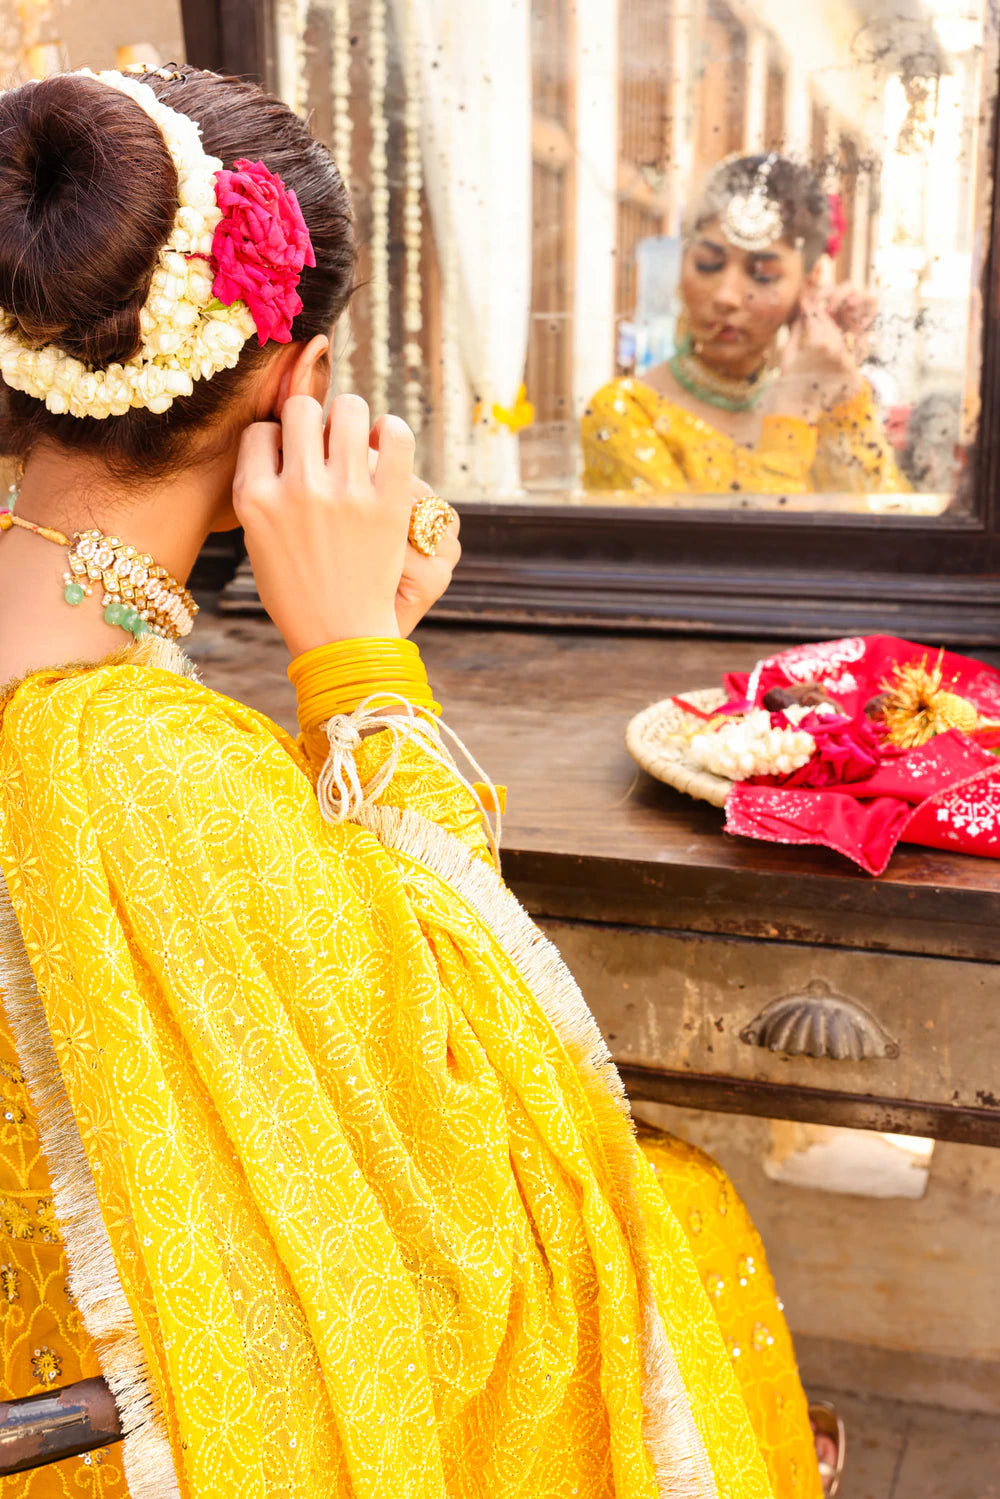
[408,495,457,557]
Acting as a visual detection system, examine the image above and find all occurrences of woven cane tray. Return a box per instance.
[625,688,734,807]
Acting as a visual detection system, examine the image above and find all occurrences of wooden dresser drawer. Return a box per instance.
[540,918,1000,1114]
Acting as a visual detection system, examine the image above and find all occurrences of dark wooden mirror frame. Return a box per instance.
[183,0,1000,646]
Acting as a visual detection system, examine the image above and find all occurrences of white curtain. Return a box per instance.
[394,0,533,493]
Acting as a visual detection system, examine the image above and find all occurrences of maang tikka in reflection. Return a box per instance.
[720,153,784,252]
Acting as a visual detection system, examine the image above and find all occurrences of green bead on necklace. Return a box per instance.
[62,578,153,637]
[3,490,197,641]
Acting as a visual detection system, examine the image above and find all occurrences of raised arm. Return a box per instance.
[232,351,491,860]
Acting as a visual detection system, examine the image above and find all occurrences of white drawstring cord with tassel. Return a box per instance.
[315,694,502,867]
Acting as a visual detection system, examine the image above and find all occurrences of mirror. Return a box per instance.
[0,0,185,81]
[276,0,994,519]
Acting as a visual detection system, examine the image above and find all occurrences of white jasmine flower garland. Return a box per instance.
[0,68,256,419]
[689,708,819,781]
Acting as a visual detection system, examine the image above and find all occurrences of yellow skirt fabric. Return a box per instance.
[0,647,821,1499]
[637,1126,822,1499]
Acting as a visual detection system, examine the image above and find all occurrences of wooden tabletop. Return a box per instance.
[195,618,1000,962]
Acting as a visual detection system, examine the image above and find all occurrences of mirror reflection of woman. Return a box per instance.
[583,154,906,496]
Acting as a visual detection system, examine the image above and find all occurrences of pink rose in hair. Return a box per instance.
[825,193,846,261]
[210,159,316,345]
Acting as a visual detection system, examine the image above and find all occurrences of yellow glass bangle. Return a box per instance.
[297,691,438,732]
[301,688,440,728]
[292,662,429,692]
[289,643,421,677]
[288,637,420,681]
[294,669,434,707]
[298,689,439,732]
[289,638,438,731]
[289,641,424,687]
[290,657,428,702]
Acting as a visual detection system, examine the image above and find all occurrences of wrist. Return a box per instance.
[762,380,822,426]
[283,616,401,659]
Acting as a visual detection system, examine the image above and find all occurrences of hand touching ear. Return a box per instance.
[233,340,459,655]
[769,288,862,419]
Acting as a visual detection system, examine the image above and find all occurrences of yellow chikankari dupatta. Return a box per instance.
[0,641,773,1499]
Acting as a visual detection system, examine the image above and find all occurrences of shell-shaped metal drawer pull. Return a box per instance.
[739,980,900,1061]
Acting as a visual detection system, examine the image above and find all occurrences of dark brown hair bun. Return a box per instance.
[0,67,355,481]
[0,73,177,368]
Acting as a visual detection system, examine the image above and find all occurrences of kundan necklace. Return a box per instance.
[1,491,197,641]
[669,337,778,413]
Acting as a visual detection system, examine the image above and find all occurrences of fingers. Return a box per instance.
[820,283,876,337]
[280,395,326,483]
[435,528,461,568]
[326,393,372,494]
[371,414,416,502]
[796,301,823,349]
[237,420,283,474]
[395,508,460,636]
[233,421,283,516]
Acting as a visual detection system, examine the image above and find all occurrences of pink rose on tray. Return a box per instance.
[776,711,883,788]
[211,159,317,345]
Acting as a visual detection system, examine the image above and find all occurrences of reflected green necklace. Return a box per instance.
[669,336,777,413]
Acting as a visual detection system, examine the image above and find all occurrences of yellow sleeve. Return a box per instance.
[813,381,910,493]
[582,381,689,491]
[290,638,495,862]
[582,380,816,494]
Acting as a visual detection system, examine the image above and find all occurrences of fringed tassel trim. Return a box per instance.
[354,803,716,1499]
[0,875,181,1499]
[318,699,503,867]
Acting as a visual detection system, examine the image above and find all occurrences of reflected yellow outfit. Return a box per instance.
[583,376,907,494]
[0,639,821,1499]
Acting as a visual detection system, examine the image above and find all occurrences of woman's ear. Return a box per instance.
[804,259,832,297]
[268,334,330,417]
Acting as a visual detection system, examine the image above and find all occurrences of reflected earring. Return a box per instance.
[768,325,790,367]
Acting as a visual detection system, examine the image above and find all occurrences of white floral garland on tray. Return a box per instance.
[688,705,828,780]
[0,69,256,418]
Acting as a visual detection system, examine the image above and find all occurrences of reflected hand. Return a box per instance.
[771,290,861,418]
[823,282,877,339]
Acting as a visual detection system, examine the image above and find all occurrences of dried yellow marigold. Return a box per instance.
[880,653,980,748]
